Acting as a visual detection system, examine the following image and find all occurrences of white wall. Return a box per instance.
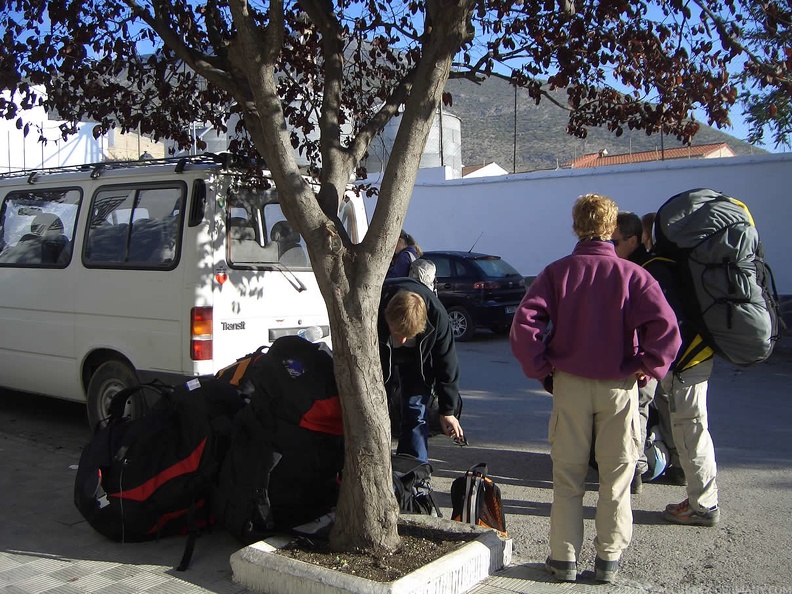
[0,92,106,172]
[377,153,792,294]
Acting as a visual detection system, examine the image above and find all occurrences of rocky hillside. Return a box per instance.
[443,77,764,173]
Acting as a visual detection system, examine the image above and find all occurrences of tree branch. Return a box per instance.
[121,0,240,94]
[299,0,358,196]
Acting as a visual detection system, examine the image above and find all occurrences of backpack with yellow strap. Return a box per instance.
[653,188,783,367]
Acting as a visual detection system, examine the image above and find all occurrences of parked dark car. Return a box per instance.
[420,251,527,341]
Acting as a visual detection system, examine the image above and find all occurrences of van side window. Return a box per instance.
[0,188,80,268]
[84,184,184,269]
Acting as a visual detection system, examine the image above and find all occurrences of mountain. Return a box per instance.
[442,77,765,173]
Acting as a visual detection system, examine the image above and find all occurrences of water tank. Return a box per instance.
[362,109,462,177]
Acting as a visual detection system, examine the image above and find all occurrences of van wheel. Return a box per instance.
[448,306,475,342]
[86,361,140,429]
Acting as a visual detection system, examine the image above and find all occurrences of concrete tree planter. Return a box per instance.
[230,515,512,594]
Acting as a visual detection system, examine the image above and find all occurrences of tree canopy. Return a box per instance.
[1,0,789,553]
[3,1,790,155]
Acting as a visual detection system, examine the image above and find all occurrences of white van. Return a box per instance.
[0,154,367,427]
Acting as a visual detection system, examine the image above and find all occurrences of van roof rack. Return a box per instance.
[0,152,265,182]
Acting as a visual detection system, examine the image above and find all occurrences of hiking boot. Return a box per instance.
[663,466,687,486]
[594,557,619,583]
[544,557,577,582]
[630,470,643,494]
[662,499,720,527]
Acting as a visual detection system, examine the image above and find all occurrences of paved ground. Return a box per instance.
[1,333,791,594]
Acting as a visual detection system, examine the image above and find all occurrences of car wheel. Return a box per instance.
[86,360,140,429]
[448,306,475,342]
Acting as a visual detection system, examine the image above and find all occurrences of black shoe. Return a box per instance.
[630,470,643,495]
[544,557,577,582]
[594,556,619,583]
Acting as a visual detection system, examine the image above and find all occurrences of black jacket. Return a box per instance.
[378,278,462,417]
[629,245,713,371]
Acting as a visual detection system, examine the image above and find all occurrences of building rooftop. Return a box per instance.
[565,142,736,169]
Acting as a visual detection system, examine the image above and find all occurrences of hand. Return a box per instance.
[440,415,464,443]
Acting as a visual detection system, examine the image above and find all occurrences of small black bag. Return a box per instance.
[451,463,507,535]
[391,453,442,517]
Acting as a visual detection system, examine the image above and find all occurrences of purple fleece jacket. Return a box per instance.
[510,240,681,382]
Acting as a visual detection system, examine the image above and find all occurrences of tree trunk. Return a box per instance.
[232,0,476,555]
[324,272,400,553]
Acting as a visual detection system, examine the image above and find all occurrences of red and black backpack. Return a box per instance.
[211,335,345,544]
[73,378,245,569]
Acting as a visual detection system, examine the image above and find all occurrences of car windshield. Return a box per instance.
[472,257,521,278]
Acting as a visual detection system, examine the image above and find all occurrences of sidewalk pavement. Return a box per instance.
[3,335,791,593]
[0,430,655,594]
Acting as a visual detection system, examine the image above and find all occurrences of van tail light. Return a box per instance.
[191,306,213,361]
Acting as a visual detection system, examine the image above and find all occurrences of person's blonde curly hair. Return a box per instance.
[572,193,618,241]
[385,290,427,338]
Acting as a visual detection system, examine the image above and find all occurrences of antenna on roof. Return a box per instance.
[468,231,483,253]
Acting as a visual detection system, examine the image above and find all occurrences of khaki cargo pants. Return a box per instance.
[549,371,640,563]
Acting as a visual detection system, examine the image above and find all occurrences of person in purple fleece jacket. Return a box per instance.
[510,194,681,584]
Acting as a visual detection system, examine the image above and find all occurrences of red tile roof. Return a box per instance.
[462,163,488,176]
[565,142,735,169]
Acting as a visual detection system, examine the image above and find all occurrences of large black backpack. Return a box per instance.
[73,378,245,569]
[654,188,783,367]
[212,335,345,544]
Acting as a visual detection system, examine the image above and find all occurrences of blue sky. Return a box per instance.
[716,112,787,153]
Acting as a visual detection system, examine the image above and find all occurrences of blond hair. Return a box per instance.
[384,290,427,338]
[572,194,618,241]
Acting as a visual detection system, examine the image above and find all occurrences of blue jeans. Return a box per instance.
[397,391,431,463]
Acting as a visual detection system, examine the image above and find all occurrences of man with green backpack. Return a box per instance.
[612,212,707,504]
[622,187,780,527]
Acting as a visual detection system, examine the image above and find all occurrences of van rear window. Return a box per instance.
[226,187,310,269]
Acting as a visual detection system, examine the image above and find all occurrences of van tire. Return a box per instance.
[86,360,140,429]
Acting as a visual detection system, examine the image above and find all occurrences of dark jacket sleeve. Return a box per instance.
[424,289,462,417]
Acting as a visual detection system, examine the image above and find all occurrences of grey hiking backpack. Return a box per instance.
[654,188,783,366]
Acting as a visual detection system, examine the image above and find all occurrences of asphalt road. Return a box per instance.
[1,332,791,593]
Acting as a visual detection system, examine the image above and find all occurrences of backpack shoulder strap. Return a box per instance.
[106,380,173,425]
[642,255,676,268]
